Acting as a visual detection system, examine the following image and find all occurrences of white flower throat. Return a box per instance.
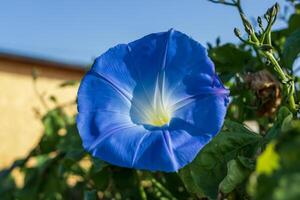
[143,73,172,127]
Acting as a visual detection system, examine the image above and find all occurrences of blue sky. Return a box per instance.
[0,0,289,65]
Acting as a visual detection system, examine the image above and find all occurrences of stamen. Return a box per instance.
[144,71,172,127]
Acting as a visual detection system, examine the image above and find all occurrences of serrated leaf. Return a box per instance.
[179,120,262,199]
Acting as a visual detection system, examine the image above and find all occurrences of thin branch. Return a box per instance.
[207,0,236,6]
[33,79,49,110]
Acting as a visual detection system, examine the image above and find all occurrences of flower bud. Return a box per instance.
[275,3,280,13]
[266,8,272,17]
[268,3,279,18]
[241,13,254,35]
[264,13,270,22]
[271,6,277,17]
[216,37,221,46]
[257,16,263,28]
[234,28,241,37]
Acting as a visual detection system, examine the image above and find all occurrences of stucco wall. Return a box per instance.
[0,58,84,169]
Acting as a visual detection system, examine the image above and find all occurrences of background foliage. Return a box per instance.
[1,0,300,199]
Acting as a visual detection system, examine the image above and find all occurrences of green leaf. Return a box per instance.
[0,174,16,199]
[57,124,83,152]
[265,107,292,143]
[15,168,39,200]
[90,167,110,191]
[283,29,300,69]
[179,120,262,199]
[161,173,192,199]
[237,156,255,170]
[219,159,251,194]
[91,158,108,173]
[112,168,139,196]
[64,150,85,161]
[288,14,300,34]
[42,109,66,136]
[209,44,253,73]
[250,120,300,200]
[256,141,280,176]
[223,120,256,135]
[39,171,66,199]
[179,165,205,197]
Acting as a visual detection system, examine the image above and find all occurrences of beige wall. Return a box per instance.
[0,58,84,169]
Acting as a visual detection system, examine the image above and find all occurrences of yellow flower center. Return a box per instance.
[147,105,172,127]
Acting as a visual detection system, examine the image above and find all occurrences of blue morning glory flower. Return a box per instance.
[77,29,229,172]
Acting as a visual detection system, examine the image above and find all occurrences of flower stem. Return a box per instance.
[151,178,177,200]
[135,171,148,200]
[139,184,147,200]
[263,51,297,112]
[213,0,299,113]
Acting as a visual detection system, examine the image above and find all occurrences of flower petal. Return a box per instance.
[91,44,136,97]
[163,30,217,102]
[89,125,147,168]
[167,130,211,168]
[90,127,182,172]
[77,71,133,149]
[131,130,180,172]
[79,109,205,172]
[77,29,230,172]
[125,31,172,112]
[77,71,131,113]
[171,94,229,136]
